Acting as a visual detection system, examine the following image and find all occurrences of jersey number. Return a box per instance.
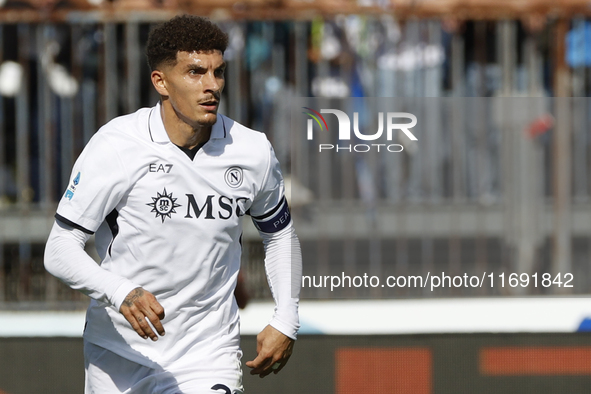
[211,384,231,394]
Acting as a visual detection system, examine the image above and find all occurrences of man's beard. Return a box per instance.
[194,113,218,128]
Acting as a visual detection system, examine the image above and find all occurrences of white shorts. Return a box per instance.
[84,341,244,394]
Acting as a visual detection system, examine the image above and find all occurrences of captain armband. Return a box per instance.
[251,196,291,234]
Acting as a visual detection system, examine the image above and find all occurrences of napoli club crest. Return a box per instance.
[147,188,181,223]
[225,167,243,188]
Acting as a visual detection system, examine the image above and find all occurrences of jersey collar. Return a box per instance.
[148,102,228,144]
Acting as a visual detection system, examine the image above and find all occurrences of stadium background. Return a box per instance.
[2,0,591,393]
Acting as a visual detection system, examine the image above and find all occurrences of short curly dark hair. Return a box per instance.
[146,15,228,71]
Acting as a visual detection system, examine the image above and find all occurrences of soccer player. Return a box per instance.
[44,15,301,394]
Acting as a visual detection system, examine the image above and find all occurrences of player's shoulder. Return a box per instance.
[95,107,152,143]
[77,107,153,163]
[220,114,271,154]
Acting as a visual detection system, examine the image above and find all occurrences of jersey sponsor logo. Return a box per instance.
[65,171,81,200]
[184,194,248,220]
[147,188,181,222]
[148,190,249,222]
[224,166,243,188]
[149,163,173,173]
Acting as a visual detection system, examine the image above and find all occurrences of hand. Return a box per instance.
[119,287,166,341]
[245,325,294,378]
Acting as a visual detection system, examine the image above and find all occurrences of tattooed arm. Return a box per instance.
[119,287,166,341]
[45,221,166,342]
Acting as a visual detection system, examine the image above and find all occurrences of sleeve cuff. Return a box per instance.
[110,281,142,311]
[55,213,95,235]
[269,316,300,340]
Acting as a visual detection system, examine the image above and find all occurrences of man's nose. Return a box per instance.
[203,71,221,92]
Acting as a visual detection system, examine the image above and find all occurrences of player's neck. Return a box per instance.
[160,101,212,149]
[169,125,211,150]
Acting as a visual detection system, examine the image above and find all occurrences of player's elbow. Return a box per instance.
[44,222,64,278]
[43,220,85,279]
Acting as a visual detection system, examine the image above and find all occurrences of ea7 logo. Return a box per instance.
[149,163,173,173]
[303,108,418,141]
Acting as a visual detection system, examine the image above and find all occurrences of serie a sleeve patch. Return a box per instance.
[251,196,291,234]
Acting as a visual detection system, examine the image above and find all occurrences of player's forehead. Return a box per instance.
[174,50,225,68]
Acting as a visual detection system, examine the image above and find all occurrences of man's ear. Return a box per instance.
[151,70,169,97]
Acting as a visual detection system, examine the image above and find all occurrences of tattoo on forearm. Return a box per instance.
[123,288,144,307]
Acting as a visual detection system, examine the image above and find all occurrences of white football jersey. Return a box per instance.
[55,103,292,369]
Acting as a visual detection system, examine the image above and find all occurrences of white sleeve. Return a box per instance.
[44,220,140,310]
[250,138,301,339]
[56,132,129,234]
[259,213,302,340]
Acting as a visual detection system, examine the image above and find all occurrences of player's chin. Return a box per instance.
[196,113,219,127]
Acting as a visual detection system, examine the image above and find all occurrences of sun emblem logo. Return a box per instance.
[147,188,181,223]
